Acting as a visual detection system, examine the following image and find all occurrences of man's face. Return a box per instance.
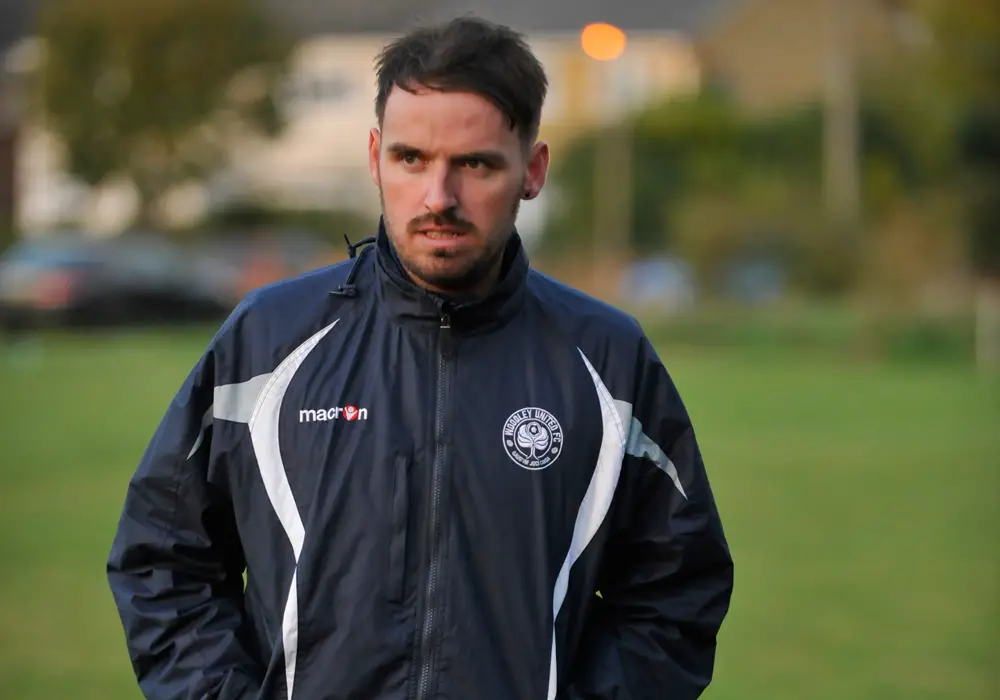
[369,86,548,296]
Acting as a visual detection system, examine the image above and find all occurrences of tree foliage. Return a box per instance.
[917,0,1000,277]
[36,0,292,227]
[541,87,930,296]
[540,0,1000,296]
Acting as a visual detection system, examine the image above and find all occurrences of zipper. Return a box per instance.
[411,312,452,700]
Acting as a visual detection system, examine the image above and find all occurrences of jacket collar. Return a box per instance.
[372,217,529,333]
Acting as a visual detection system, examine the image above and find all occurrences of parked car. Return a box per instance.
[0,233,234,332]
[190,229,340,298]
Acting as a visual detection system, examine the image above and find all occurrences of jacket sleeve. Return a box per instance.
[106,334,262,700]
[566,334,734,700]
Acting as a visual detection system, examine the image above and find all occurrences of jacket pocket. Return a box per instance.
[388,453,410,603]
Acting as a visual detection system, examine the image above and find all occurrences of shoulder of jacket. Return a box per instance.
[240,257,356,311]
[524,270,657,402]
[207,257,358,357]
[526,269,645,343]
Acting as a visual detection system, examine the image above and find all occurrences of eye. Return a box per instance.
[401,152,420,165]
[459,157,497,172]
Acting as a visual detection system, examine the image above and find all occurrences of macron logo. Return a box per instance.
[299,405,368,423]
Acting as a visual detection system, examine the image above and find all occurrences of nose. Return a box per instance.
[423,165,458,215]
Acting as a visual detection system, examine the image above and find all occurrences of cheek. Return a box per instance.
[380,168,416,197]
[380,172,422,213]
[457,178,520,217]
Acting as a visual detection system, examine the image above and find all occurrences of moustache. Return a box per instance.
[407,210,474,234]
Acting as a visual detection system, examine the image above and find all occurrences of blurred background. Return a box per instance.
[0,0,996,698]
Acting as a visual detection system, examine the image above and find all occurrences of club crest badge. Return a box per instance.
[502,407,564,470]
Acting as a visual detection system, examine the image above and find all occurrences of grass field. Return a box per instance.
[0,328,997,700]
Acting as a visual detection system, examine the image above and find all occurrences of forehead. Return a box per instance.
[380,86,520,153]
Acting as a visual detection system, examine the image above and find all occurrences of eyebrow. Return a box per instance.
[385,142,509,168]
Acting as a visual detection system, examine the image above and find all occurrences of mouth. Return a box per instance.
[417,228,468,240]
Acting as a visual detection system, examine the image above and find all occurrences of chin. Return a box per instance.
[416,262,480,291]
[422,265,474,286]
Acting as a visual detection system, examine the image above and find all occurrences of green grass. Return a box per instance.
[0,328,997,699]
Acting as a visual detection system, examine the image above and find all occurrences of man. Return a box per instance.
[107,16,733,700]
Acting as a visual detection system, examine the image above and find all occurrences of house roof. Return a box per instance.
[266,0,738,37]
[0,0,738,50]
[429,0,737,34]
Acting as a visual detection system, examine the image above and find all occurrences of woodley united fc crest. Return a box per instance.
[502,407,564,470]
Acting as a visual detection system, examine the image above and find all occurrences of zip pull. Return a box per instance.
[440,313,453,358]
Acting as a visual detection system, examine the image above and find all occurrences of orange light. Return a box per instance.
[580,22,626,61]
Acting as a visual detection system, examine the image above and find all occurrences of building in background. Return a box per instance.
[223,0,727,245]
[5,0,732,236]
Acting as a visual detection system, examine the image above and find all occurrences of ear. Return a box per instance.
[521,141,550,200]
[369,128,382,187]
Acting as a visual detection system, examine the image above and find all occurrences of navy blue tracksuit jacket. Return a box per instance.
[107,221,734,700]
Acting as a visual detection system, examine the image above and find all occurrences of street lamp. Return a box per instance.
[581,22,626,62]
[580,22,631,298]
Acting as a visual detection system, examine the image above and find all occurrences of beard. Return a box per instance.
[379,185,522,296]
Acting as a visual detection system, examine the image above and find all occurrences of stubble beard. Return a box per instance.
[379,185,522,296]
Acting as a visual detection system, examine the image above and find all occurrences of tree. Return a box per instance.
[540,91,749,258]
[36,0,292,228]
[915,0,1000,369]
[539,89,923,297]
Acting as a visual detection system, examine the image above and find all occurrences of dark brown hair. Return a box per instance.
[374,16,548,143]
